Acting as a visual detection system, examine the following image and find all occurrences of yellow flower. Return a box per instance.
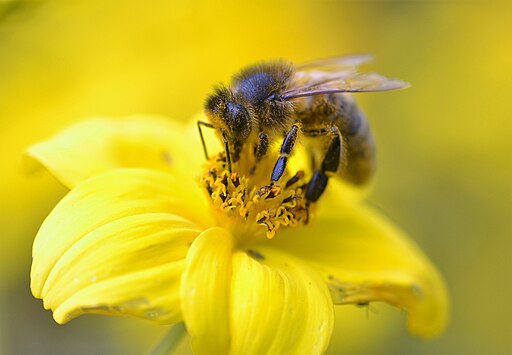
[29,116,448,354]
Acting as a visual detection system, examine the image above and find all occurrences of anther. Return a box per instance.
[201,152,313,239]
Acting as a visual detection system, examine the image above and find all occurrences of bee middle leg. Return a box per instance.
[270,124,300,185]
[303,126,342,203]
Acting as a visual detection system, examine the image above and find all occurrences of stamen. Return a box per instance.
[200,153,313,239]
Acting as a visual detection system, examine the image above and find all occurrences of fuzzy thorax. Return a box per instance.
[200,154,312,241]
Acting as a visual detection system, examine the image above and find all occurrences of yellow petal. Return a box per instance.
[230,247,334,355]
[180,227,233,355]
[272,196,449,338]
[54,258,186,325]
[41,213,200,324]
[31,168,212,299]
[26,116,207,188]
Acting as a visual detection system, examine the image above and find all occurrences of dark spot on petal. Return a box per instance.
[247,249,265,260]
[411,283,423,297]
[162,151,173,165]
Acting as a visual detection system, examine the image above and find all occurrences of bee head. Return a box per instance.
[205,86,252,162]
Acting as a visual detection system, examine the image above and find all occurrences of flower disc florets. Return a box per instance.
[200,154,312,239]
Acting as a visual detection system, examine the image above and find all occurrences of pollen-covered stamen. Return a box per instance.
[200,154,312,239]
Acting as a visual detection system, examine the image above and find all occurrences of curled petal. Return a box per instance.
[31,168,212,301]
[54,258,186,324]
[229,248,334,355]
[33,209,201,324]
[26,116,208,188]
[272,191,449,338]
[180,227,233,354]
[43,213,199,324]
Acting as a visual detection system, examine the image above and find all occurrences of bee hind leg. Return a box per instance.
[304,126,342,203]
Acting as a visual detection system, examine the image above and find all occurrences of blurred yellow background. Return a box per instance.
[1,0,510,354]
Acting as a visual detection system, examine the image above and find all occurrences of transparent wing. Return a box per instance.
[297,54,374,72]
[285,56,409,100]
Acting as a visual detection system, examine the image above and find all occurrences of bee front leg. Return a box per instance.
[255,132,269,160]
[250,132,269,174]
[304,126,342,203]
[270,124,300,185]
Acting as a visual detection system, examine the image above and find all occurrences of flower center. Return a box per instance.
[200,153,313,240]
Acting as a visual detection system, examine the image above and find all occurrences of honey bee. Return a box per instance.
[199,55,409,203]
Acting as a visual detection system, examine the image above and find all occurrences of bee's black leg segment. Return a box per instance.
[255,132,269,161]
[221,129,232,173]
[250,132,269,175]
[270,124,300,184]
[304,126,342,203]
[280,124,300,155]
[271,156,287,183]
[197,120,215,160]
[321,127,342,174]
[305,170,329,203]
[302,127,330,171]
